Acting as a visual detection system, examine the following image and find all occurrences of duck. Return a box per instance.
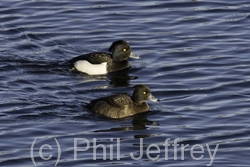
[86,84,159,118]
[69,40,140,75]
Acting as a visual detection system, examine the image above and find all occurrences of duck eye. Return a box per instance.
[123,48,127,52]
[143,91,147,95]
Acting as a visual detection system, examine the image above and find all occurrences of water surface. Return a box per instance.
[1,0,250,166]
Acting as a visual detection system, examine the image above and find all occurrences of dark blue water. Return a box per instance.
[1,0,250,166]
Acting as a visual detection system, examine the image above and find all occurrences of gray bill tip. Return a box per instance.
[148,94,160,102]
[129,52,141,59]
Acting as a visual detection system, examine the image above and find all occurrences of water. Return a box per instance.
[1,0,250,166]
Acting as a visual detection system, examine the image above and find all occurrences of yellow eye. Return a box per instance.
[123,48,127,52]
[143,91,147,95]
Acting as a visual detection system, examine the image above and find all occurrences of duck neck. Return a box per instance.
[107,60,130,72]
[132,94,142,104]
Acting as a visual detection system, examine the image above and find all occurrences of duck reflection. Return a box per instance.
[93,113,159,132]
[109,74,138,87]
[71,68,138,87]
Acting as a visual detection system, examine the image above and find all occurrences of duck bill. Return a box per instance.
[129,52,141,59]
[148,93,160,102]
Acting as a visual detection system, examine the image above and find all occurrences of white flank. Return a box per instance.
[74,60,108,75]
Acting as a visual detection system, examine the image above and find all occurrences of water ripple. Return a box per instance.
[1,0,250,166]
